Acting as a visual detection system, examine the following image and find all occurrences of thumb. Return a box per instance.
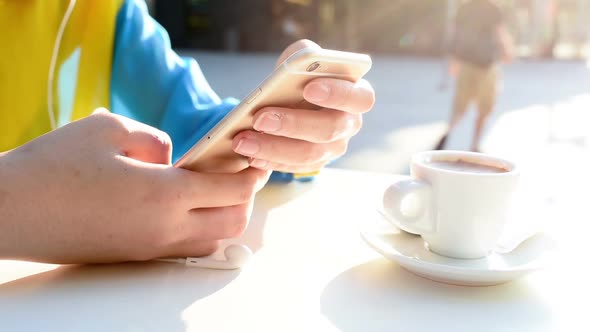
[119,119,173,165]
[92,107,110,115]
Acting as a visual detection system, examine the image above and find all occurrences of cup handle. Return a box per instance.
[382,180,435,235]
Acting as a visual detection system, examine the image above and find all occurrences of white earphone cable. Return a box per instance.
[47,0,77,131]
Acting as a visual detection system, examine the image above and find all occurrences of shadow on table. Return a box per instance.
[0,181,315,332]
[0,261,240,331]
[320,258,554,332]
[243,180,314,252]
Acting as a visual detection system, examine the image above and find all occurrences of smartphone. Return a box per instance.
[174,46,372,173]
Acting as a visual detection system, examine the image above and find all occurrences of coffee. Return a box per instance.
[426,159,508,174]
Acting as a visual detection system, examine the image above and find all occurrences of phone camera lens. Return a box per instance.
[306,62,321,72]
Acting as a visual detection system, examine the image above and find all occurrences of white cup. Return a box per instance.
[383,151,519,259]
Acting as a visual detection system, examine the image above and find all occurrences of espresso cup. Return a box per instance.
[383,150,519,259]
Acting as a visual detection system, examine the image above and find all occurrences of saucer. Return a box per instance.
[360,228,556,286]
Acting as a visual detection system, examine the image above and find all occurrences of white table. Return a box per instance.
[0,168,586,332]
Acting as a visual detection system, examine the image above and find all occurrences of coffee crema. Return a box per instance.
[426,159,508,174]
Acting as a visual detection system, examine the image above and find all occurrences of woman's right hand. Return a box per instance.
[0,110,270,264]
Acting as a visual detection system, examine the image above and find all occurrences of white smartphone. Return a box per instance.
[174,46,372,173]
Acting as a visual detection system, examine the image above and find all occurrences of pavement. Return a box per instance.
[181,50,590,174]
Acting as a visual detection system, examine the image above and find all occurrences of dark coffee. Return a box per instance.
[426,159,508,174]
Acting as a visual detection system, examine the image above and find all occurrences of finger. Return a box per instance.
[158,166,269,208]
[252,107,363,143]
[162,239,220,259]
[303,78,375,114]
[88,111,173,165]
[186,202,253,240]
[162,201,254,257]
[92,107,109,115]
[107,114,173,165]
[249,158,327,174]
[123,127,172,165]
[232,131,348,166]
[275,39,320,68]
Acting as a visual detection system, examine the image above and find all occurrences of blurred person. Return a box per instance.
[0,0,374,264]
[436,0,514,152]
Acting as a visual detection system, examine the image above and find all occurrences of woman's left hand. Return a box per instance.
[232,40,375,173]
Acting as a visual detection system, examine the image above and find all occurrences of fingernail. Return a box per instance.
[254,113,282,132]
[304,82,331,102]
[235,138,260,156]
[249,159,268,169]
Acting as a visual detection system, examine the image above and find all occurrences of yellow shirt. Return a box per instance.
[0,0,122,151]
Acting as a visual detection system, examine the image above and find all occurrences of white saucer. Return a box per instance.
[361,228,556,286]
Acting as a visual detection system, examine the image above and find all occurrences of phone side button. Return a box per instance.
[245,88,262,104]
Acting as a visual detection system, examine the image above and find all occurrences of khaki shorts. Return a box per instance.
[453,62,499,117]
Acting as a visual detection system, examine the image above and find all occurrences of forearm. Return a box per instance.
[448,57,460,77]
[497,25,515,62]
[0,149,23,258]
[0,146,54,260]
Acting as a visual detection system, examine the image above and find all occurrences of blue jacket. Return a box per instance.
[112,0,300,182]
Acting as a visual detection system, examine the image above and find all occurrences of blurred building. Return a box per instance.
[150,0,448,54]
[151,0,590,58]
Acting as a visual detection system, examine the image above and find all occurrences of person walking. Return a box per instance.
[436,0,514,152]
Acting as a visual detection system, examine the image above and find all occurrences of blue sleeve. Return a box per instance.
[110,0,311,182]
[110,0,238,162]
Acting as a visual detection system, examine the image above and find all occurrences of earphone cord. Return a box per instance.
[47,0,77,131]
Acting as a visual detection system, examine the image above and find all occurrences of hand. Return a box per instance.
[232,40,375,173]
[497,25,515,64]
[448,57,460,78]
[0,110,270,264]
